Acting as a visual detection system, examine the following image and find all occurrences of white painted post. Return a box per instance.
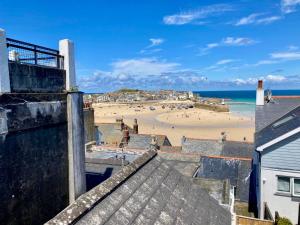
[59,39,76,91]
[0,28,11,93]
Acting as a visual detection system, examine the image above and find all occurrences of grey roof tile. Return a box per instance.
[255,99,300,132]
[47,151,231,225]
[255,105,300,147]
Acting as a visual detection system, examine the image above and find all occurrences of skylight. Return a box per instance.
[272,115,295,128]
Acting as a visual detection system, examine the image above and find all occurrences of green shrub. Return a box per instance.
[277,217,292,225]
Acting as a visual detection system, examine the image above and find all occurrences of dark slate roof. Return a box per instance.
[196,156,251,202]
[127,134,171,150]
[255,105,300,148]
[222,141,253,158]
[255,98,300,132]
[181,138,223,155]
[182,138,253,159]
[193,178,230,205]
[47,151,232,225]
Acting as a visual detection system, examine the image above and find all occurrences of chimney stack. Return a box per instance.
[256,80,264,106]
[150,135,158,151]
[133,118,138,134]
[123,127,129,146]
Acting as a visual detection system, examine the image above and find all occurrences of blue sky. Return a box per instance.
[1,0,300,92]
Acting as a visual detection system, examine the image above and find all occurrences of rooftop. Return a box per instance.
[182,137,253,158]
[255,97,300,132]
[47,151,232,225]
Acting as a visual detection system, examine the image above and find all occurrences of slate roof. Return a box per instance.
[47,151,232,225]
[222,141,253,158]
[182,138,253,159]
[255,105,300,148]
[127,134,171,150]
[255,98,300,132]
[96,123,133,146]
[196,156,252,202]
[181,138,223,155]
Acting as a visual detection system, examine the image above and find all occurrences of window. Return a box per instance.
[272,115,294,128]
[277,176,290,193]
[293,178,300,196]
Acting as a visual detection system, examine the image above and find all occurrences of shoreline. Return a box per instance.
[93,101,255,146]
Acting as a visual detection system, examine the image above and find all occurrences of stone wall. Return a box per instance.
[9,62,66,93]
[0,93,69,225]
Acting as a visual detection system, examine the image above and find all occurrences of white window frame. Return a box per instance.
[277,176,291,193]
[292,177,300,197]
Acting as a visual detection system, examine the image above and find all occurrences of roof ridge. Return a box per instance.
[45,150,157,225]
[202,155,252,161]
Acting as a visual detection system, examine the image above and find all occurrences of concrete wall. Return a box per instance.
[260,168,300,224]
[9,62,66,93]
[83,107,95,144]
[67,92,86,203]
[0,93,69,225]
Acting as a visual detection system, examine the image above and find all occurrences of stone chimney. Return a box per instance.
[123,127,129,146]
[150,135,158,151]
[133,118,138,134]
[116,118,125,131]
[256,80,264,106]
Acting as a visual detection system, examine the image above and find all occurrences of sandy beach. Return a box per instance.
[93,100,255,146]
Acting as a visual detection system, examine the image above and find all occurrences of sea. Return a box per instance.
[194,90,300,118]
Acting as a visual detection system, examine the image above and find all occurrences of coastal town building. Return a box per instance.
[96,118,135,146]
[181,136,253,158]
[46,150,233,225]
[126,133,172,150]
[252,80,300,224]
[0,29,85,224]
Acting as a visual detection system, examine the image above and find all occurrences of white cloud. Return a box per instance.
[266,74,286,82]
[140,38,164,55]
[223,37,256,46]
[199,37,256,55]
[288,45,299,51]
[235,13,282,26]
[111,58,179,76]
[256,16,282,24]
[270,51,300,60]
[149,38,164,47]
[281,0,300,13]
[235,13,261,26]
[140,48,162,55]
[216,59,235,65]
[232,75,286,85]
[254,59,280,66]
[163,4,233,25]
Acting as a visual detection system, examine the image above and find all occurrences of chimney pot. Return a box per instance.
[258,80,263,89]
[256,80,264,106]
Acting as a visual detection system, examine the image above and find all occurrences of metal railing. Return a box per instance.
[6,38,64,69]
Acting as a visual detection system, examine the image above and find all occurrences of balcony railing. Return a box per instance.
[6,38,64,69]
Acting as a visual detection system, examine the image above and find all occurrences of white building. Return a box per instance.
[97,94,110,102]
[252,80,300,224]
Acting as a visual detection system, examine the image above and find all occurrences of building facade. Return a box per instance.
[252,80,300,224]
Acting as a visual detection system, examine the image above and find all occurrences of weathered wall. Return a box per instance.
[9,62,66,93]
[197,156,251,202]
[83,107,95,143]
[67,92,86,203]
[0,93,69,225]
